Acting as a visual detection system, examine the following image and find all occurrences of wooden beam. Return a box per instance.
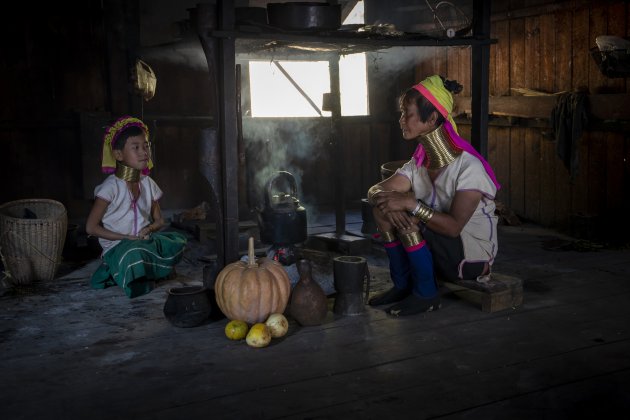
[454,94,630,120]
[491,0,595,23]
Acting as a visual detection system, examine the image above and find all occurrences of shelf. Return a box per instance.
[210,28,497,56]
[209,0,494,263]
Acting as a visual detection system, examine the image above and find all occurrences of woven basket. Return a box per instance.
[0,199,67,285]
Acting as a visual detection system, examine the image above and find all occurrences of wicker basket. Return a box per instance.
[0,199,67,285]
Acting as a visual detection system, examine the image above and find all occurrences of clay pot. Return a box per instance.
[163,285,211,328]
[290,259,328,326]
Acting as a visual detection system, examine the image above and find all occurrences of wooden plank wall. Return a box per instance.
[413,0,629,239]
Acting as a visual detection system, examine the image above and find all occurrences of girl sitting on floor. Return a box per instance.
[86,116,187,298]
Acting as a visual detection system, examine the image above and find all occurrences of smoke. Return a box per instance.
[140,36,209,71]
[243,118,329,212]
[368,46,431,87]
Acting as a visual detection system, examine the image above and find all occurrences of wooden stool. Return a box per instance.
[441,273,523,313]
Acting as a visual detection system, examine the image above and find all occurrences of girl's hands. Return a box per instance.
[138,226,153,240]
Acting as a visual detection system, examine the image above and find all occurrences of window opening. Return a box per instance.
[249,1,367,117]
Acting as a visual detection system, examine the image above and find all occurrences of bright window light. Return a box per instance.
[339,53,368,116]
[343,0,364,24]
[250,61,331,117]
[248,1,367,118]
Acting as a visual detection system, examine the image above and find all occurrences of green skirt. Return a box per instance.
[91,232,187,298]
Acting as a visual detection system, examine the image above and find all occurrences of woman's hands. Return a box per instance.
[373,191,418,231]
[368,174,416,232]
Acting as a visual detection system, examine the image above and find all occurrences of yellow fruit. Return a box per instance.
[225,320,249,340]
[265,313,289,338]
[246,323,272,348]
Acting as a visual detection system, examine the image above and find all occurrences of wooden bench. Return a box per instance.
[441,272,523,313]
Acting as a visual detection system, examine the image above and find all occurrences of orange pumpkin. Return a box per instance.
[214,237,291,324]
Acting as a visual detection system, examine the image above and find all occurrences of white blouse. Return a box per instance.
[396,151,499,264]
[94,175,163,255]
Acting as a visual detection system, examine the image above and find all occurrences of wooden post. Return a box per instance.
[329,53,345,236]
[217,0,240,264]
[471,0,491,158]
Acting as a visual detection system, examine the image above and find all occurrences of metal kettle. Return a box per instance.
[257,171,307,245]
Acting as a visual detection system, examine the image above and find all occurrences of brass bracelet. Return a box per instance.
[367,185,384,206]
[398,231,424,248]
[379,231,397,243]
[411,200,435,224]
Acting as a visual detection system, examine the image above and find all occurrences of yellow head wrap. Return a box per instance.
[101,116,153,175]
[411,75,501,190]
[412,75,458,133]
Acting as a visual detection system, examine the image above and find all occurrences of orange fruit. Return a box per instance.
[225,320,248,340]
[246,323,272,348]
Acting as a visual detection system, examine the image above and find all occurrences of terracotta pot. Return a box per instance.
[290,259,327,326]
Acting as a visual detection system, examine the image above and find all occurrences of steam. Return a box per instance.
[244,118,329,213]
[368,46,432,87]
[140,36,209,71]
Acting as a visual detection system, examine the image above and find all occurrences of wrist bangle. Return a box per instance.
[410,201,422,216]
[410,200,435,224]
[367,185,384,205]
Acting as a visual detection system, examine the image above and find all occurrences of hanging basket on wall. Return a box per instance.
[132,59,157,101]
[590,47,630,78]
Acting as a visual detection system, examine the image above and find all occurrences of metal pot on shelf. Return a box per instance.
[267,2,341,31]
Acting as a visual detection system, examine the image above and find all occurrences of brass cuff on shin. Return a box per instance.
[379,231,397,243]
[398,231,424,248]
[367,185,384,206]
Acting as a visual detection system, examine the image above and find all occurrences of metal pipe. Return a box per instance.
[199,127,224,266]
[272,61,323,116]
[236,64,250,218]
[328,54,345,235]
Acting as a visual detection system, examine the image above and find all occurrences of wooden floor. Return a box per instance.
[1,217,629,419]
